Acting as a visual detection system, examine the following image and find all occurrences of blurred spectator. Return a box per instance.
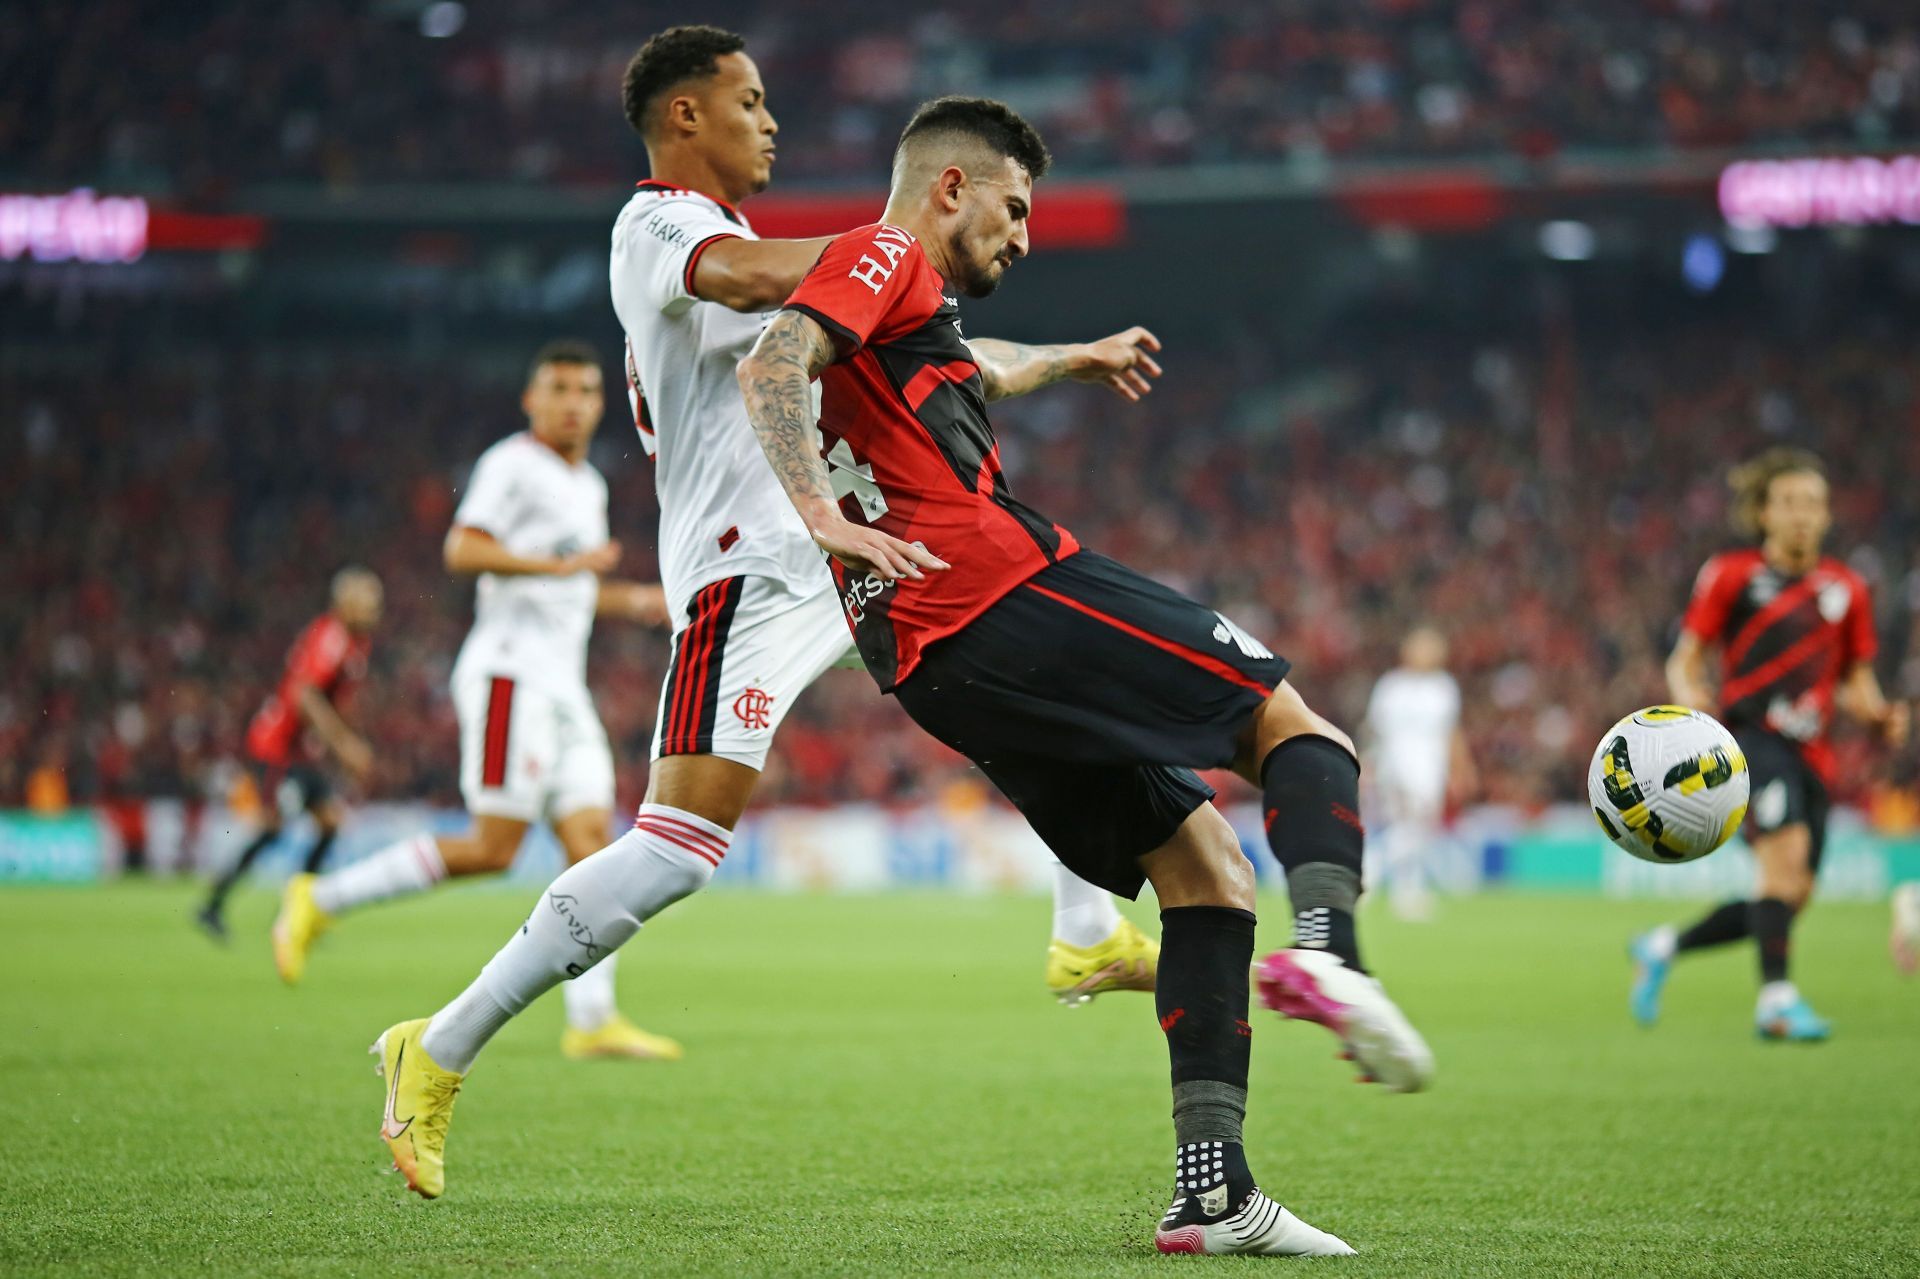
[6,2,1920,196]
[5,313,1915,817]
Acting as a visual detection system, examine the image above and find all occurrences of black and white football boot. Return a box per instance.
[1152,1141,1354,1256]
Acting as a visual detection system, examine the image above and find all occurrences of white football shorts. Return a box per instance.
[454,668,616,822]
[651,573,858,771]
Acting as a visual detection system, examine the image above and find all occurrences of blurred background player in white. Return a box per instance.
[196,567,381,940]
[1633,449,1908,1040]
[273,341,680,1063]
[1363,626,1475,921]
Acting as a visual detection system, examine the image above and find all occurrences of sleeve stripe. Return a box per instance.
[682,232,743,298]
[783,302,864,355]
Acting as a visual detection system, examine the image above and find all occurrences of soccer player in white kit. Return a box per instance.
[364,28,1169,1198]
[1363,627,1475,921]
[273,341,684,1062]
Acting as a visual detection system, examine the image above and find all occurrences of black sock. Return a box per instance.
[206,828,277,910]
[1172,1139,1254,1220]
[1675,900,1751,953]
[300,828,338,876]
[1158,907,1255,1108]
[1751,897,1794,984]
[1261,736,1366,973]
[1158,906,1257,1219]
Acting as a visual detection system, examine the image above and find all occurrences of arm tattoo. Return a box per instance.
[738,311,840,510]
[967,338,1078,402]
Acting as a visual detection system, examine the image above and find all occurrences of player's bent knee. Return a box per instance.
[1254,684,1355,762]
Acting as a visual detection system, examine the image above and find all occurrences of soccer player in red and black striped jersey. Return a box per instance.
[734,97,1434,1256]
[1631,449,1909,1040]
[196,568,381,940]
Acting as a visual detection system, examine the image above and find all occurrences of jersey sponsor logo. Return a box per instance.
[847,225,915,294]
[1765,692,1822,742]
[1817,579,1852,623]
[1211,613,1274,660]
[733,687,774,729]
[639,212,694,248]
[826,438,889,520]
[841,570,895,624]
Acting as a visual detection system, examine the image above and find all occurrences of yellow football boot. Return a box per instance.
[1046,917,1159,1006]
[372,1018,463,1200]
[560,1014,685,1062]
[270,872,331,984]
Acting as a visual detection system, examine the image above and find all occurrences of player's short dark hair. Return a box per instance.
[527,339,602,384]
[896,96,1051,181]
[1729,446,1824,537]
[622,25,747,139]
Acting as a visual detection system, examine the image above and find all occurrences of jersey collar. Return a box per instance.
[634,179,743,226]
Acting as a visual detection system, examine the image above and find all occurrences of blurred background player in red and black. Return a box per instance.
[196,568,382,939]
[1632,450,1910,1039]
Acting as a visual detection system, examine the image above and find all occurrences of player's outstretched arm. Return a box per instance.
[1665,632,1716,711]
[967,327,1163,403]
[736,310,947,583]
[443,526,621,579]
[1839,662,1911,747]
[692,237,836,313]
[296,685,372,780]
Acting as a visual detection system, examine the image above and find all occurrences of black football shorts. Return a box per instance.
[893,551,1288,898]
[1735,727,1831,869]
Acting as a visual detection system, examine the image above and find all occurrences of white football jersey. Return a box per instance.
[450,432,609,695]
[1365,669,1460,795]
[609,182,829,628]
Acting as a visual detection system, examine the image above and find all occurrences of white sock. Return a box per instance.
[311,833,446,915]
[562,951,618,1031]
[1051,861,1122,947]
[1385,821,1431,898]
[1646,924,1678,962]
[419,805,729,1072]
[420,979,511,1073]
[1758,980,1798,1013]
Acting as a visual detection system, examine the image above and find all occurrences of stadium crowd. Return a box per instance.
[9,0,1920,193]
[7,315,1917,830]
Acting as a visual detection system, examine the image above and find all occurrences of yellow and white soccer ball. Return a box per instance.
[1587,705,1749,864]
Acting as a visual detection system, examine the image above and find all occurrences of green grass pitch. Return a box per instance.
[2,883,1916,1276]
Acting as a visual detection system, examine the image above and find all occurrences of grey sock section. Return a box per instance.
[1172,1080,1247,1145]
[1287,862,1360,914]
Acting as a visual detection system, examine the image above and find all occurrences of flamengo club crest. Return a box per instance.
[734,687,774,729]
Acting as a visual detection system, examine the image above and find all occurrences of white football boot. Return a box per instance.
[1256,948,1434,1093]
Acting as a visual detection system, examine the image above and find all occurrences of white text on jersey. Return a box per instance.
[848,226,916,295]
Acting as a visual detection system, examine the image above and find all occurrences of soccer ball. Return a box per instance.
[1586,705,1750,864]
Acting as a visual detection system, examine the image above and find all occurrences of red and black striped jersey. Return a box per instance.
[245,612,370,768]
[784,223,1079,689]
[1682,548,1875,782]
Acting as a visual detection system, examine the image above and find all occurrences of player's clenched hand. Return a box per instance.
[1881,700,1911,748]
[1072,327,1163,402]
[562,541,623,576]
[622,582,671,628]
[810,517,948,582]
